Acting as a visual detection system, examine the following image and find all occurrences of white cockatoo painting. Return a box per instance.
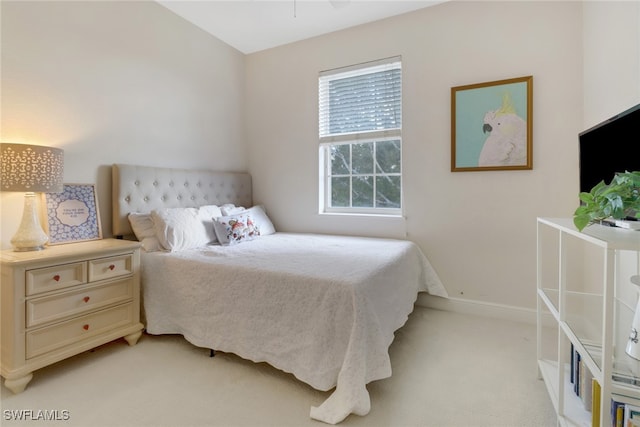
[478,92,527,167]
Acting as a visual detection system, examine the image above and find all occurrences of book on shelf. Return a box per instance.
[571,343,575,385]
[571,345,596,406]
[612,400,624,427]
[592,379,601,427]
[573,346,582,396]
[580,362,594,410]
[624,403,640,427]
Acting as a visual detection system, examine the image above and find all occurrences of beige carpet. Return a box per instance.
[1,307,556,427]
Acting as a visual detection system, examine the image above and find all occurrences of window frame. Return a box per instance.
[318,57,403,216]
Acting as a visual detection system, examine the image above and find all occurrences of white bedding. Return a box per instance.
[140,232,447,424]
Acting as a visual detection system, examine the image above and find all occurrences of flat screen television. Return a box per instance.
[579,102,640,194]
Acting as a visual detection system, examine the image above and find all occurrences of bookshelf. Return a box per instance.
[537,218,640,426]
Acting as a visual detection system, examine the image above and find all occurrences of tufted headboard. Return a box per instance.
[112,164,253,237]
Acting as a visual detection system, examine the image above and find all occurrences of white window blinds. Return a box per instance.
[319,57,402,140]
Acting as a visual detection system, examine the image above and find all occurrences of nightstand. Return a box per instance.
[0,238,144,394]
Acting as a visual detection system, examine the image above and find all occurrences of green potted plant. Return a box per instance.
[573,171,640,231]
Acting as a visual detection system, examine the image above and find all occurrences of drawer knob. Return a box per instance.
[83,296,90,303]
[108,264,115,271]
[83,324,90,331]
[53,275,61,282]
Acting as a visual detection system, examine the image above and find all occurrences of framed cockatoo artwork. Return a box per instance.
[451,76,533,171]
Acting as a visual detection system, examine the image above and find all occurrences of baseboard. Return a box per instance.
[416,293,538,325]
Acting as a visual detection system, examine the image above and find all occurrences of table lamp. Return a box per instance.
[0,143,64,251]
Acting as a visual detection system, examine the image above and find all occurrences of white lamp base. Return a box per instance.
[11,193,48,251]
[626,278,640,376]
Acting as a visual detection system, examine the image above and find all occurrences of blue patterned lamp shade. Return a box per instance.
[0,143,64,251]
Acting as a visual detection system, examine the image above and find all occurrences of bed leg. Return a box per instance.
[210,349,215,358]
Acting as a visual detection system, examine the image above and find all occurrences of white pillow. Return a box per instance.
[221,204,246,216]
[199,205,223,243]
[245,205,276,236]
[140,236,163,252]
[128,213,162,252]
[151,205,222,252]
[128,213,155,240]
[213,211,261,246]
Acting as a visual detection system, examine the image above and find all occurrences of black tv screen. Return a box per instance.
[579,103,640,193]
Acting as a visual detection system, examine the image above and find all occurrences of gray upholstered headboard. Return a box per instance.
[112,164,253,237]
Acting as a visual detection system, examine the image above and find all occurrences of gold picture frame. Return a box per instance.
[451,76,533,172]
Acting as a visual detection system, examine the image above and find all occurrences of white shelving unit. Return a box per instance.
[537,217,640,426]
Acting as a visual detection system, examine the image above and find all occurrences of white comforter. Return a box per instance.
[140,233,447,424]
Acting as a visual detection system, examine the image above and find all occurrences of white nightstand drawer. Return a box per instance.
[89,254,133,282]
[26,262,87,296]
[26,303,134,359]
[26,278,134,328]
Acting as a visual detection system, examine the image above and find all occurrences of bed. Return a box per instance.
[112,163,448,424]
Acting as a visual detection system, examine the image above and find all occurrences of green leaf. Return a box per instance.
[573,214,590,231]
[578,192,593,204]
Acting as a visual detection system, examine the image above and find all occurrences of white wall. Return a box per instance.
[245,1,583,310]
[583,1,640,126]
[0,1,246,247]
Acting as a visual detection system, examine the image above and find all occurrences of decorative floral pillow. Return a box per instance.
[213,212,260,246]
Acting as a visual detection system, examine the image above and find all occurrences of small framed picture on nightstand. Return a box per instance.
[44,183,103,245]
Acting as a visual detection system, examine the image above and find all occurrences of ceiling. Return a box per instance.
[157,1,446,54]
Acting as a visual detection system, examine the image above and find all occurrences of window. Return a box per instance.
[318,57,402,215]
